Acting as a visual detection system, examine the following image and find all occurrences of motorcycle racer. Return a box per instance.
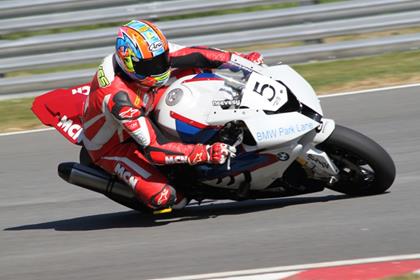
[82,20,263,210]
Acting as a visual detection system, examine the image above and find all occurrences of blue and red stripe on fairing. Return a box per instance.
[170,111,219,143]
[182,72,224,84]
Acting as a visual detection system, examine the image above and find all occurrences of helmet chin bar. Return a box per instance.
[136,71,171,89]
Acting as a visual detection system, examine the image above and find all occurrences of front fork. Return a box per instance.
[297,118,340,182]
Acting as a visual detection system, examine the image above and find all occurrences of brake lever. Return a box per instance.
[226,133,242,171]
[227,156,232,171]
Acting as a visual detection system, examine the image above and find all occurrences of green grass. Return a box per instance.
[2,48,420,133]
[0,98,43,132]
[384,273,420,280]
[6,63,98,78]
[294,49,420,94]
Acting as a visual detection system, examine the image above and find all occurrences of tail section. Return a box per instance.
[31,84,90,145]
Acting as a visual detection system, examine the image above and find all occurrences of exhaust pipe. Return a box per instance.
[58,162,143,211]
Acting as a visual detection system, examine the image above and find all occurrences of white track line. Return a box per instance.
[1,83,420,138]
[0,127,53,136]
[150,254,420,280]
[209,271,301,280]
[319,82,420,98]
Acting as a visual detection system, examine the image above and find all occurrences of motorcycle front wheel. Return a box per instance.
[317,125,396,195]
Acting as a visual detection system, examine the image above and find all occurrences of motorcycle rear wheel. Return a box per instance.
[317,125,396,195]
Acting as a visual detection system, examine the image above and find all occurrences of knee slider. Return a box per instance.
[149,185,176,209]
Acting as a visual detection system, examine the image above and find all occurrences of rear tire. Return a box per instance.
[317,125,396,195]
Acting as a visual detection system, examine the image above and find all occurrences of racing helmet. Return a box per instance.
[115,20,170,87]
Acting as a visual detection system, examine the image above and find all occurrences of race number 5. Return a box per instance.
[253,81,276,102]
[243,72,288,111]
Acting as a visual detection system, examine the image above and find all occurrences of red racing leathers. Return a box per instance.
[82,43,261,209]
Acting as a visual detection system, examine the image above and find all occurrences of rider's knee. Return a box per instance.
[148,185,176,209]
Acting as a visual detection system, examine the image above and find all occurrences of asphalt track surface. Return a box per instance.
[1,87,419,280]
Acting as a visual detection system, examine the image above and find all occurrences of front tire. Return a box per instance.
[317,125,396,195]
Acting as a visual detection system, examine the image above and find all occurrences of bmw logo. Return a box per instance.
[165,88,183,106]
[277,152,289,161]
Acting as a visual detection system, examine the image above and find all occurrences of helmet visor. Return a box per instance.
[133,51,170,77]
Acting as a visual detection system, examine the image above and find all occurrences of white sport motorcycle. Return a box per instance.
[34,54,396,212]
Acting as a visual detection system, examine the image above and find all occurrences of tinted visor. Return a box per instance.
[133,51,170,77]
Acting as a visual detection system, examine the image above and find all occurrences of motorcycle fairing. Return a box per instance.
[155,74,229,140]
[194,151,278,181]
[158,67,325,147]
[240,72,288,112]
[206,109,320,150]
[169,111,219,144]
[301,147,339,177]
[313,118,335,144]
[224,55,322,115]
[182,72,224,83]
[261,65,323,115]
[31,83,89,145]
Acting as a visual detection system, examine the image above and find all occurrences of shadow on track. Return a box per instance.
[5,194,353,231]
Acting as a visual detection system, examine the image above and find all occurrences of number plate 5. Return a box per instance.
[241,72,288,112]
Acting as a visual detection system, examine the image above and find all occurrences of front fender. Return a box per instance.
[313,118,335,144]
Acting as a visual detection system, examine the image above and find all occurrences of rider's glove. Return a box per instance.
[187,143,236,165]
[237,52,264,65]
